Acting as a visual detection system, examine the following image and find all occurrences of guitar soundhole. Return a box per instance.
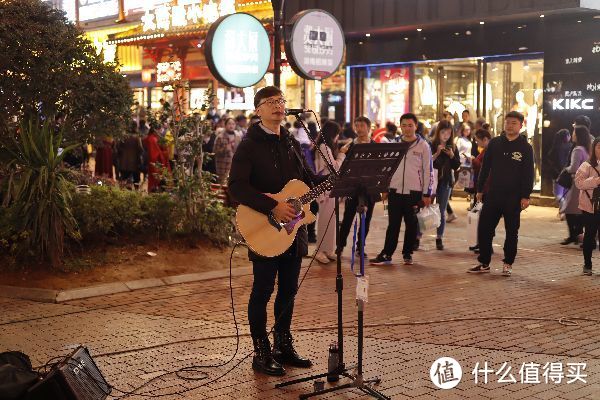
[287,198,302,215]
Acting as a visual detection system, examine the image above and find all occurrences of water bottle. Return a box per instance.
[327,341,339,382]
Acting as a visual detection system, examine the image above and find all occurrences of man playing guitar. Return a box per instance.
[229,86,322,376]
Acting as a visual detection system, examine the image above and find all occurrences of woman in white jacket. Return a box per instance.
[574,136,600,275]
[314,121,349,264]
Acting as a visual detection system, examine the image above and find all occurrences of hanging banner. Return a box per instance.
[205,12,271,88]
[285,9,345,80]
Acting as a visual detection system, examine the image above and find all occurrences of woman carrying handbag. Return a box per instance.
[574,135,600,276]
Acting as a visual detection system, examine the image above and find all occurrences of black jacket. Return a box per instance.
[476,133,534,199]
[431,142,461,185]
[228,122,322,261]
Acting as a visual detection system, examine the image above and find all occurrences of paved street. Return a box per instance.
[2,199,600,399]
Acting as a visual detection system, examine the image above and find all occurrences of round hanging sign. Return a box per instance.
[285,9,345,80]
[205,13,271,88]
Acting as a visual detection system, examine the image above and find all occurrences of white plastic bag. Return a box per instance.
[456,167,474,190]
[417,204,441,232]
[467,202,483,246]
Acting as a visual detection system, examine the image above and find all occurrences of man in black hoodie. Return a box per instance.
[467,111,534,276]
[228,86,319,377]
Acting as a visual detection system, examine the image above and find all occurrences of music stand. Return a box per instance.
[276,142,408,399]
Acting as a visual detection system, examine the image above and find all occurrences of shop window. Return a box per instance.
[413,66,438,129]
[362,66,409,128]
[150,87,174,110]
[486,58,543,189]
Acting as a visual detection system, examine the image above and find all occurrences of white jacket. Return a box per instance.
[389,136,433,196]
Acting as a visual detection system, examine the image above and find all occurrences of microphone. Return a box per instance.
[285,108,310,116]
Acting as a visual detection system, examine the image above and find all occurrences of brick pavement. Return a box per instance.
[2,199,600,399]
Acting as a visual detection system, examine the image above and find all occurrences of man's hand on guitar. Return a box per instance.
[272,201,297,223]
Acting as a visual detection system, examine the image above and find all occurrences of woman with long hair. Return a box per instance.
[561,126,592,245]
[574,135,600,275]
[431,120,461,250]
[314,121,349,264]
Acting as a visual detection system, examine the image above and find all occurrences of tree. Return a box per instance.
[0,0,132,143]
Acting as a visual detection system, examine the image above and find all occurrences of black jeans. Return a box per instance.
[565,213,583,240]
[120,170,141,184]
[477,194,522,266]
[382,191,421,258]
[338,196,374,251]
[582,211,600,268]
[248,256,302,338]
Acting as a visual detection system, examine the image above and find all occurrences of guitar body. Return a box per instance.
[235,179,317,258]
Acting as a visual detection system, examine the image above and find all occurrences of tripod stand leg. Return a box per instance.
[360,385,391,400]
[275,371,331,388]
[298,383,355,399]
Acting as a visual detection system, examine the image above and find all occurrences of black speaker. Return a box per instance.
[26,347,110,400]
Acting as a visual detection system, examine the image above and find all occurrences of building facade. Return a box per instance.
[284,0,600,196]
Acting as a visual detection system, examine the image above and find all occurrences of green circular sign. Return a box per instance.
[205,13,271,88]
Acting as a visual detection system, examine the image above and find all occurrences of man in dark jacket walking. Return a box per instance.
[468,111,534,276]
[228,86,319,377]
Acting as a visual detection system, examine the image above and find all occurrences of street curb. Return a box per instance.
[0,265,254,304]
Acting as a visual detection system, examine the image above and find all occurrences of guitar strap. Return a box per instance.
[287,134,316,188]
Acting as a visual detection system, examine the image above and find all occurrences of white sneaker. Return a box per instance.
[446,213,457,223]
[502,263,512,277]
[315,252,331,264]
[325,252,337,261]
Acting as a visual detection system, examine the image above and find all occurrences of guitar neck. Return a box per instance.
[299,176,334,205]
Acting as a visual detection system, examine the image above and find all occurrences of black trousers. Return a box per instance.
[382,191,421,257]
[582,211,600,268]
[477,194,522,266]
[248,256,302,338]
[338,196,374,251]
[565,213,583,240]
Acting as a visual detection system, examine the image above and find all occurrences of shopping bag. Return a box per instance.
[417,204,441,232]
[456,167,474,190]
[467,202,483,246]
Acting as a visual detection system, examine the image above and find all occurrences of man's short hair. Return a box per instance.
[505,111,524,123]
[354,116,371,127]
[462,109,470,115]
[400,113,418,125]
[235,114,247,122]
[574,115,592,129]
[254,86,283,108]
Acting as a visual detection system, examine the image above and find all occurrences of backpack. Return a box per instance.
[0,351,40,400]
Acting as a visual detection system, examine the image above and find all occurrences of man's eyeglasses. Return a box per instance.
[258,98,287,107]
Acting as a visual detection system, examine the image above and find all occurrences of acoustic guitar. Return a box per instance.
[235,177,334,257]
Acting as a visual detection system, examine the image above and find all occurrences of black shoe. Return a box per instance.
[272,331,312,368]
[467,264,490,273]
[583,267,593,276]
[370,253,392,265]
[413,239,420,251]
[561,237,576,245]
[436,238,444,250]
[469,245,479,252]
[403,255,413,265]
[252,337,286,376]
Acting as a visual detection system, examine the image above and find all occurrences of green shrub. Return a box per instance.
[139,192,182,238]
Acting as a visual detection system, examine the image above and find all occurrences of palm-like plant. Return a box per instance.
[0,118,81,267]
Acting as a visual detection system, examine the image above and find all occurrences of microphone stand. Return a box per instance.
[277,114,389,399]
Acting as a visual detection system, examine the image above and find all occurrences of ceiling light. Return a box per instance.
[359,41,363,45]
[466,30,472,35]
[594,15,600,19]
[577,20,582,23]
[479,21,485,25]
[365,33,371,37]
[417,28,422,32]
[454,32,459,36]
[404,37,408,41]
[540,14,545,18]
[518,46,528,51]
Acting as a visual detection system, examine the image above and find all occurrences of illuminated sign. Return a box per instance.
[285,9,345,80]
[78,0,119,22]
[142,0,236,32]
[157,61,182,83]
[552,98,594,110]
[205,13,271,88]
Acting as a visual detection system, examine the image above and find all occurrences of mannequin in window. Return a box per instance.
[512,91,529,133]
[417,69,436,107]
[492,98,503,136]
[527,89,542,139]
